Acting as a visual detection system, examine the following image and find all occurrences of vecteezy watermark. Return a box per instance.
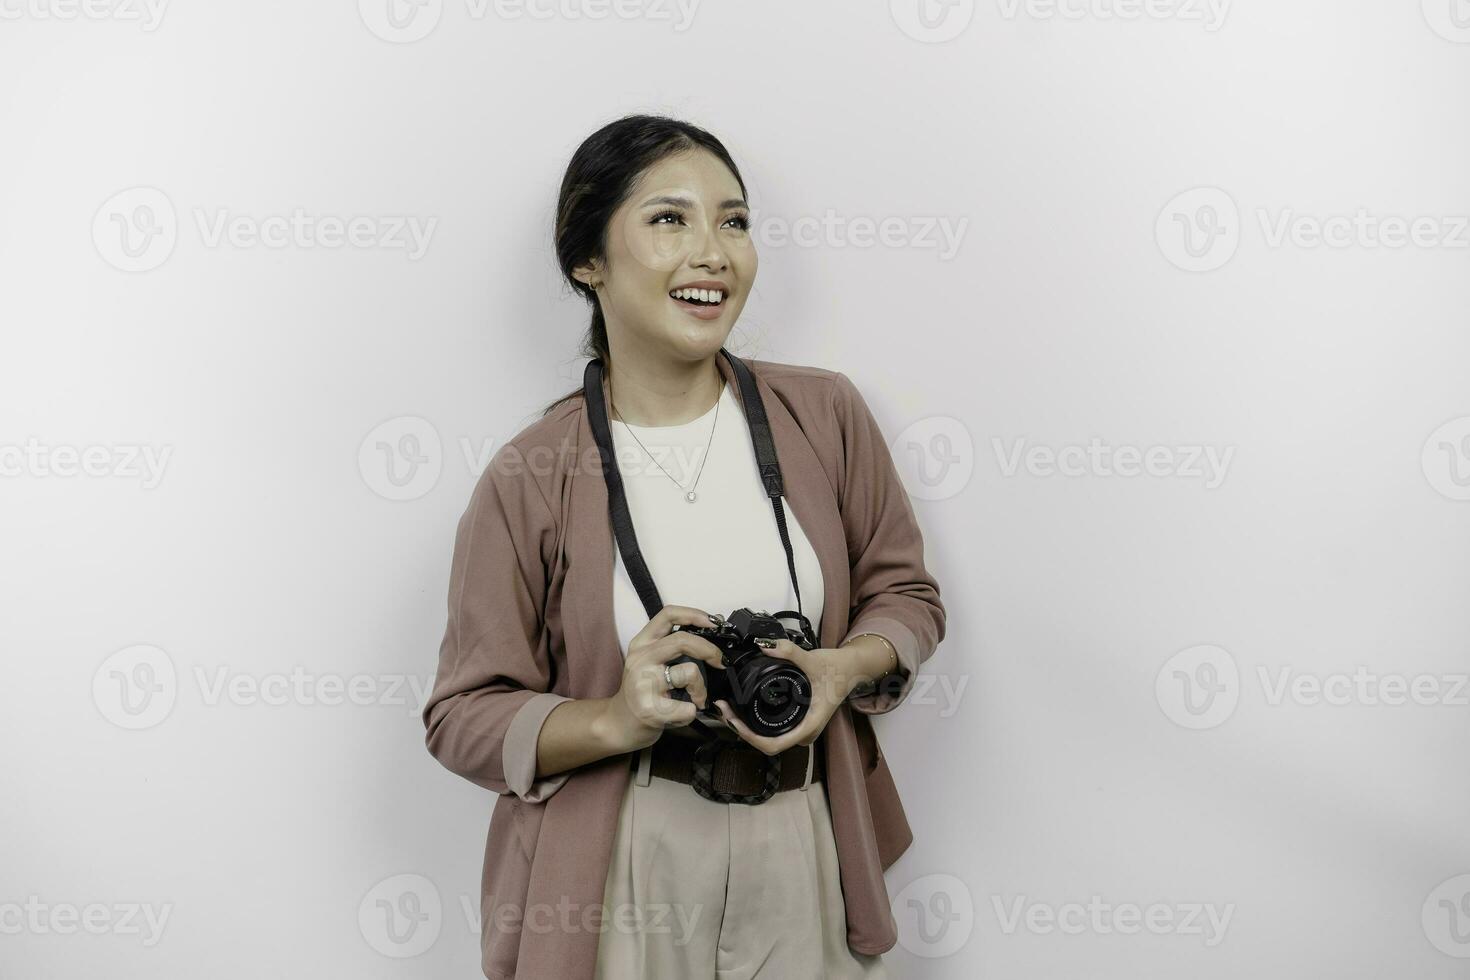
[477,897,706,942]
[1424,874,1470,957]
[992,895,1235,947]
[359,873,707,958]
[1256,209,1470,251]
[0,0,169,30]
[892,873,976,958]
[191,665,434,714]
[994,0,1230,31]
[1257,666,1470,708]
[1156,644,1470,730]
[889,0,977,43]
[992,437,1236,489]
[747,209,970,261]
[92,187,437,272]
[1157,186,1470,272]
[359,416,445,502]
[91,644,435,730]
[1422,416,1470,502]
[358,417,735,502]
[0,439,173,488]
[1422,0,1470,43]
[1156,187,1241,272]
[0,897,173,947]
[362,412,977,505]
[360,874,442,958]
[900,673,970,718]
[358,0,702,43]
[892,416,975,502]
[1156,644,1240,729]
[93,644,178,730]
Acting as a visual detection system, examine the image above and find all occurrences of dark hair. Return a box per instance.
[540,113,748,416]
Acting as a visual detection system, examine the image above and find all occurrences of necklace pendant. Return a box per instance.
[684,490,697,503]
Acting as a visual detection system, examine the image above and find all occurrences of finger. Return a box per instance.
[651,633,725,670]
[714,700,783,756]
[754,637,798,661]
[631,605,717,649]
[653,698,697,727]
[676,666,709,709]
[662,661,701,694]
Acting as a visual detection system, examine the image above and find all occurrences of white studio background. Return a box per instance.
[2,2,1468,978]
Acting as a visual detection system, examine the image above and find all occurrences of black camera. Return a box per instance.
[668,607,818,737]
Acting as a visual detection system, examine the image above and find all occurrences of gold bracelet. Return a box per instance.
[843,632,899,677]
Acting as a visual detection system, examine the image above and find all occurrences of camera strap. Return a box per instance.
[583,346,806,626]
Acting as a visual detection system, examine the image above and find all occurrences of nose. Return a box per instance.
[689,223,730,274]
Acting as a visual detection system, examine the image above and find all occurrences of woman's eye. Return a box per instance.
[650,210,750,231]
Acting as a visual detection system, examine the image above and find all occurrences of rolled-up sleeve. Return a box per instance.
[421,443,574,802]
[830,371,948,715]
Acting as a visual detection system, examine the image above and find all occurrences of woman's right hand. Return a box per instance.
[604,605,726,751]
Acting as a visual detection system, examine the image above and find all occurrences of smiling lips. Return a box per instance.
[669,284,728,320]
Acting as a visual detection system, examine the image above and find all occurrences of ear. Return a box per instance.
[571,260,601,288]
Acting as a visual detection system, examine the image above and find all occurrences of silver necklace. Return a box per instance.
[611,382,723,503]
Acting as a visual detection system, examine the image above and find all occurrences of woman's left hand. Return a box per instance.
[713,638,859,756]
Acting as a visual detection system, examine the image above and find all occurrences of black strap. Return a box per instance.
[584,348,807,744]
[583,347,805,626]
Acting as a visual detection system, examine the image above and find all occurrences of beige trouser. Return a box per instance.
[593,745,889,980]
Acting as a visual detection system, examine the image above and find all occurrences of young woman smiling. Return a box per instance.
[422,114,947,980]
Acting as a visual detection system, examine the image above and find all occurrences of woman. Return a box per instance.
[422,114,947,980]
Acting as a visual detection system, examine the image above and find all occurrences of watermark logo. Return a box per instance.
[993,436,1235,488]
[0,897,173,946]
[1156,644,1239,730]
[993,895,1234,946]
[359,0,443,42]
[359,416,444,501]
[1156,187,1240,272]
[748,209,970,260]
[1422,416,1470,501]
[1422,0,1470,43]
[480,0,701,30]
[93,187,437,271]
[93,187,177,273]
[994,0,1230,31]
[1257,666,1469,708]
[92,644,178,730]
[890,0,976,43]
[1257,209,1470,250]
[1159,187,1470,271]
[1157,648,1465,728]
[0,0,169,30]
[1423,874,1470,957]
[92,646,434,729]
[0,439,173,488]
[361,0,700,40]
[360,874,442,957]
[893,416,974,501]
[892,873,975,958]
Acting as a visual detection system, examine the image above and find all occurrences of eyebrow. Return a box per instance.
[639,195,748,210]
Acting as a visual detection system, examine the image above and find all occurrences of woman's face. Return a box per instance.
[578,148,756,362]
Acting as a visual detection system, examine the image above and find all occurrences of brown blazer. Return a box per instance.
[422,351,948,980]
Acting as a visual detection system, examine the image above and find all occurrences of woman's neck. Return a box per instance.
[605,348,724,428]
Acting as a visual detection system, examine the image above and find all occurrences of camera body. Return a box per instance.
[669,607,818,737]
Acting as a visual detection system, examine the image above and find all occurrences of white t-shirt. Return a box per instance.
[610,379,825,734]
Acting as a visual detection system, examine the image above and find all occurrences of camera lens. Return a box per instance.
[759,677,793,707]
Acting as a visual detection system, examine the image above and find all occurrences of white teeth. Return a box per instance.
[671,287,724,304]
